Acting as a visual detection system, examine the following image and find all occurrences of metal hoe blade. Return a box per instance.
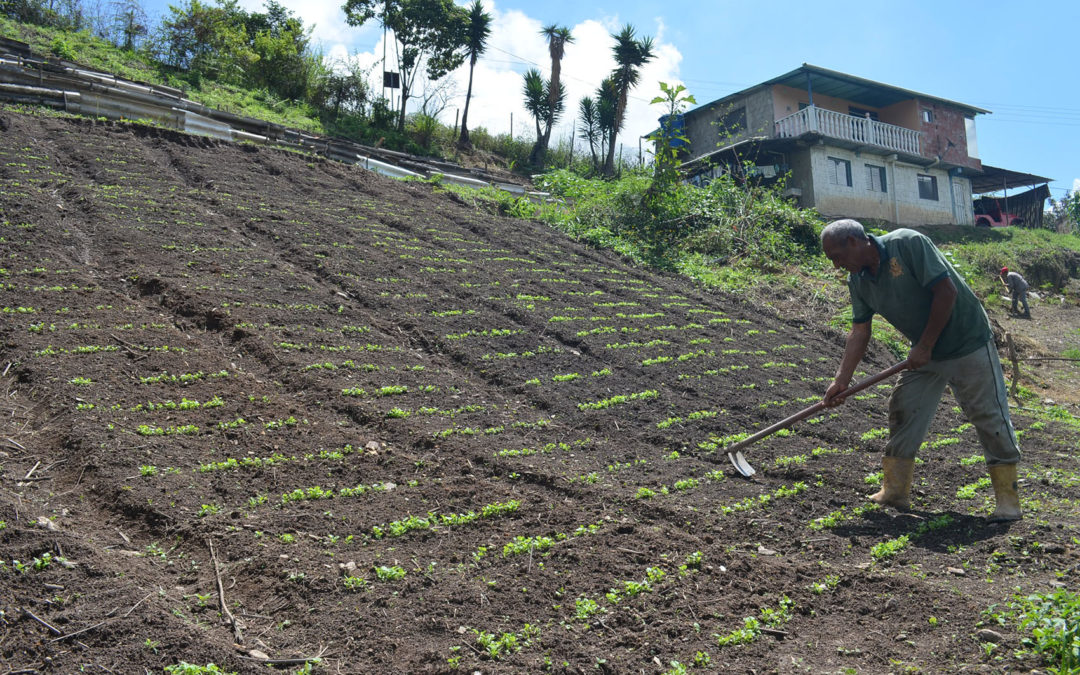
[728,450,756,477]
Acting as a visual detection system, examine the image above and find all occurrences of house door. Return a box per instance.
[952,180,972,224]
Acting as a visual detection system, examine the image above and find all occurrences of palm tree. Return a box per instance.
[596,77,618,166]
[523,69,548,143]
[577,96,601,174]
[603,24,654,177]
[534,24,572,164]
[523,68,565,164]
[458,0,492,149]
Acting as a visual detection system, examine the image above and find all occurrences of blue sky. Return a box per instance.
[138,0,1080,200]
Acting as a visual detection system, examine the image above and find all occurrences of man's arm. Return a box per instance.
[824,320,872,407]
[908,275,957,369]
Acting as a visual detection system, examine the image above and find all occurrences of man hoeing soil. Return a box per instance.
[820,219,1021,522]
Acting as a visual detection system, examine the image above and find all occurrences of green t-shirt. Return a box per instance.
[848,228,991,360]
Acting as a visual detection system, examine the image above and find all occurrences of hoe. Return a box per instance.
[726,360,910,477]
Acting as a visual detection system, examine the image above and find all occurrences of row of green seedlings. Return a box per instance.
[234,321,375,336]
[0,551,71,575]
[577,390,659,411]
[342,384,441,397]
[452,550,705,665]
[573,557,702,626]
[140,443,369,487]
[76,391,268,415]
[523,368,612,387]
[695,428,797,456]
[136,415,304,437]
[697,571,849,664]
[33,343,189,357]
[640,476,809,518]
[625,341,803,367]
[277,341,406,354]
[494,438,597,459]
[27,320,171,333]
[303,360,422,374]
[431,418,550,439]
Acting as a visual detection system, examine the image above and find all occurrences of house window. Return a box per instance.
[865,164,887,193]
[827,157,852,187]
[917,174,938,200]
[921,109,934,124]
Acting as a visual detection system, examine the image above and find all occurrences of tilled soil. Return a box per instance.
[1,107,1078,674]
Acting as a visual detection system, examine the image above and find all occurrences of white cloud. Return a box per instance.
[249,0,683,160]
[1073,178,1079,195]
[445,7,683,159]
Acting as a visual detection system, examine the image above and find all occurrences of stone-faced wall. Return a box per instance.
[917,100,981,171]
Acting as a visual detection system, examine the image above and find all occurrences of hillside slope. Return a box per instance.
[2,107,1079,674]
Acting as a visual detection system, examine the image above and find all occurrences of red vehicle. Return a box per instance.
[974,197,1024,228]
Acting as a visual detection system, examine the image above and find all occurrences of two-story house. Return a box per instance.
[677,64,1047,227]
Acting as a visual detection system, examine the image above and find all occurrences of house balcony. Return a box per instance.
[775,106,921,157]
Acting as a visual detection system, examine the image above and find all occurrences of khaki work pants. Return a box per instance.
[884,340,1020,466]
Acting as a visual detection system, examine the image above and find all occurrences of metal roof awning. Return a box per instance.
[969,164,1052,194]
[763,64,990,116]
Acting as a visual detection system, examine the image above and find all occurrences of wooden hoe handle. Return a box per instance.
[725,360,910,456]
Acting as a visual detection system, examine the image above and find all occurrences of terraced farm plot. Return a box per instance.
[2,108,1079,674]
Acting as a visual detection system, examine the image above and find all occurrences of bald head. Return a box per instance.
[820,219,868,249]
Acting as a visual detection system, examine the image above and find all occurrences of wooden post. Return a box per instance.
[1006,332,1020,401]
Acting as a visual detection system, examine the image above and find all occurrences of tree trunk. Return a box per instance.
[529,118,544,165]
[458,59,476,148]
[603,89,627,177]
[398,89,408,133]
[538,58,560,164]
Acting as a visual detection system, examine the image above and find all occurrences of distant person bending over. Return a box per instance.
[999,266,1031,318]
[820,219,1021,522]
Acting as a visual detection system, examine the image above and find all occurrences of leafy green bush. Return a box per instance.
[1008,588,1080,672]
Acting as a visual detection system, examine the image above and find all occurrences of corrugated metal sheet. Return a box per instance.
[183,110,233,140]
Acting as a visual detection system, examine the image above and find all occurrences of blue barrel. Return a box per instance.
[658,114,688,148]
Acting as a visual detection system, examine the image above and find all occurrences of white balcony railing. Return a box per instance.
[775,106,921,156]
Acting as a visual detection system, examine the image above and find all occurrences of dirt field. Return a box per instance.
[2,107,1079,674]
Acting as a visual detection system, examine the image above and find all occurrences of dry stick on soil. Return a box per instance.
[207,537,244,644]
[22,608,63,636]
[4,437,27,451]
[50,619,111,643]
[22,461,40,480]
[237,649,329,666]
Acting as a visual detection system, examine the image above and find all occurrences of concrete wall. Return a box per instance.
[799,145,967,225]
[683,87,774,161]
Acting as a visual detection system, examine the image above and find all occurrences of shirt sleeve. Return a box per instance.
[849,278,873,324]
[898,232,950,288]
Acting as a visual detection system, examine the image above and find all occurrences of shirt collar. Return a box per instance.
[856,234,889,280]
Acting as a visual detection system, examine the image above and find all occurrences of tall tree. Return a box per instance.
[523,68,565,162]
[596,76,618,172]
[457,0,491,149]
[603,24,654,177]
[532,23,572,164]
[342,0,469,131]
[109,0,149,51]
[577,96,600,174]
